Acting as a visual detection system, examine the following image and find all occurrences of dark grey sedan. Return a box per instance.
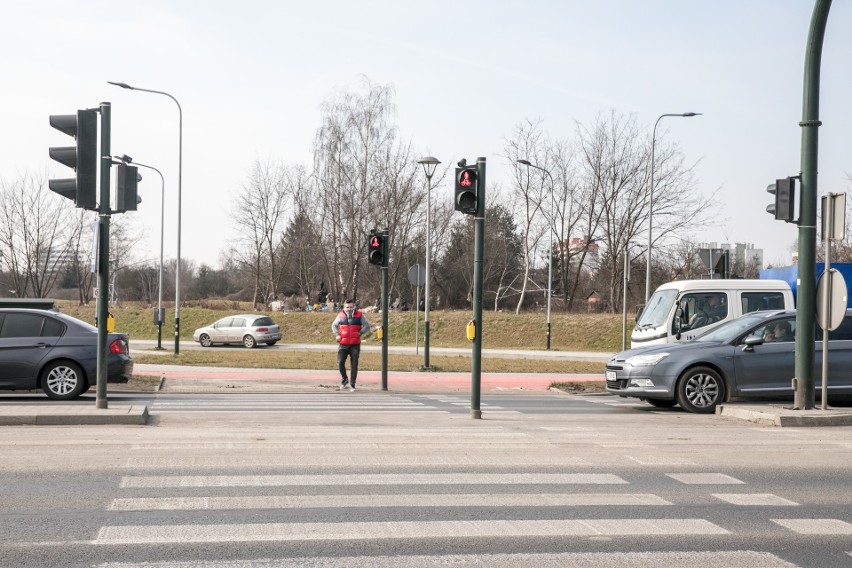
[605,310,852,413]
[0,308,133,400]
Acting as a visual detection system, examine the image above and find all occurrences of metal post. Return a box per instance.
[471,157,486,419]
[106,82,182,355]
[418,157,440,369]
[645,112,702,301]
[794,0,832,410]
[622,249,629,351]
[821,226,830,411]
[381,228,389,391]
[95,102,111,410]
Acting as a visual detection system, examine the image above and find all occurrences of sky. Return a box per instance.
[2,0,851,271]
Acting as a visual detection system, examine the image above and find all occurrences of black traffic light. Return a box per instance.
[454,166,478,215]
[766,177,795,223]
[115,163,140,213]
[49,109,98,210]
[368,230,386,266]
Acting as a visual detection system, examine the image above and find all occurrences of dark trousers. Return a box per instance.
[337,344,361,384]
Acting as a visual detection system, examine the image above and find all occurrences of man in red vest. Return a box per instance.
[331,299,371,391]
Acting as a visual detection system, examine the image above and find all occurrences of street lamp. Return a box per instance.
[108,81,183,354]
[518,159,555,350]
[115,155,166,350]
[645,112,701,303]
[417,156,440,369]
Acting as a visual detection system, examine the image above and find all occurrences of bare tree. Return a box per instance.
[576,111,713,312]
[230,159,292,308]
[311,77,421,303]
[505,119,549,313]
[0,173,74,298]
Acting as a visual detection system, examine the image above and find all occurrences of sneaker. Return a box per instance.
[340,381,348,391]
[349,385,356,392]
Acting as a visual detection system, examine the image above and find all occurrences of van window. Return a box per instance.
[678,293,727,334]
[637,289,678,327]
[742,292,786,314]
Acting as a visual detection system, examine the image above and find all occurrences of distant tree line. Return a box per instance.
[3,77,821,313]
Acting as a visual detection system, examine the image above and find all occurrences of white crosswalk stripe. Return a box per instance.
[92,551,800,567]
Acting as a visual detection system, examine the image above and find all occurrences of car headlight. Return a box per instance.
[625,352,670,366]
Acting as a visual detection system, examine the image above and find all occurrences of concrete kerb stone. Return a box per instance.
[0,405,149,426]
[717,403,852,427]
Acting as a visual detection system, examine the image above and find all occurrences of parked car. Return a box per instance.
[193,314,282,348]
[606,309,852,413]
[0,308,133,400]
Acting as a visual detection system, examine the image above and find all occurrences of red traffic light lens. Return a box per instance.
[370,236,381,250]
[459,170,476,187]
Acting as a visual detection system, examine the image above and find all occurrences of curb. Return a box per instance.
[717,404,852,427]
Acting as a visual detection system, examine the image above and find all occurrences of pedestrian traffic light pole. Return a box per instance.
[794,0,831,410]
[381,228,389,391]
[95,102,112,409]
[471,157,486,419]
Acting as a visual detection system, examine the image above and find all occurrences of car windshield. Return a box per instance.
[694,313,769,343]
[636,289,678,328]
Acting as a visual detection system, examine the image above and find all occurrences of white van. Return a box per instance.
[631,279,794,348]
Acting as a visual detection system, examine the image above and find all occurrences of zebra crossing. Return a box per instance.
[148,393,518,415]
[77,466,852,566]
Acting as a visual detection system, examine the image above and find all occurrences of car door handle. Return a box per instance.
[35,342,51,348]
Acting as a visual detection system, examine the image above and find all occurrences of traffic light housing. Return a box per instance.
[368,230,386,266]
[455,166,478,215]
[766,177,795,223]
[115,163,140,213]
[49,109,98,210]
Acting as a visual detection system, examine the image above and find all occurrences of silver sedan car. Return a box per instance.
[192,314,282,348]
[605,310,852,413]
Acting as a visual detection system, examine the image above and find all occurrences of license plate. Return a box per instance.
[605,371,617,381]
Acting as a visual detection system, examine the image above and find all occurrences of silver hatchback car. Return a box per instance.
[193,314,282,348]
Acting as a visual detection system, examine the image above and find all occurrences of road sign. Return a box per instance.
[407,264,425,286]
[816,268,847,331]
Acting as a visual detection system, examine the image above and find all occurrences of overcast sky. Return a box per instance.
[2,1,850,270]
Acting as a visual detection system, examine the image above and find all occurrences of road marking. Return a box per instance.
[713,494,798,506]
[772,518,852,534]
[628,456,696,466]
[124,455,590,468]
[109,493,671,511]
[120,473,628,488]
[93,519,728,545]
[667,473,745,484]
[90,551,799,567]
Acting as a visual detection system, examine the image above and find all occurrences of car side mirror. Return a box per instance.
[673,307,683,340]
[742,334,764,352]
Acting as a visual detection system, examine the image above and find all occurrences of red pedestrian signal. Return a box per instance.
[368,232,385,266]
[455,166,478,214]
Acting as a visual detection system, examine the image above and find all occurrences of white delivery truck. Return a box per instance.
[630,279,794,348]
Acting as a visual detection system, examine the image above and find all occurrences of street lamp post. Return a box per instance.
[417,156,441,369]
[107,81,183,355]
[518,159,555,350]
[645,112,701,303]
[116,155,166,350]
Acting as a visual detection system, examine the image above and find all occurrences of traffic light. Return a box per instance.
[49,109,98,210]
[114,163,140,213]
[454,166,478,214]
[368,230,385,266]
[766,177,795,223]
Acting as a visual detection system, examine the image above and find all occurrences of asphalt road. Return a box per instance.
[1,390,851,567]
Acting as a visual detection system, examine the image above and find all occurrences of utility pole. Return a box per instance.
[794,0,832,410]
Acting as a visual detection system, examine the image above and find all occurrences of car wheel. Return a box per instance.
[646,398,677,408]
[243,335,257,349]
[41,360,88,400]
[676,366,726,414]
[199,334,213,347]
[266,340,278,346]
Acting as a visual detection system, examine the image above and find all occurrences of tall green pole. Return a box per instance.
[471,157,486,419]
[95,102,112,410]
[794,0,832,410]
[381,228,389,391]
